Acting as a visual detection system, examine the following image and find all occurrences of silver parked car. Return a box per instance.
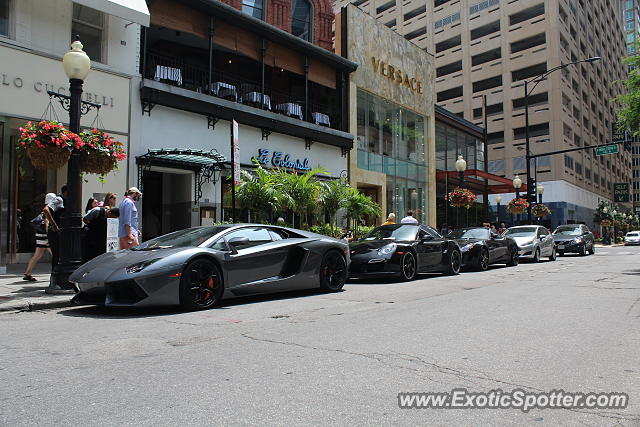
[625,231,640,246]
[503,225,556,262]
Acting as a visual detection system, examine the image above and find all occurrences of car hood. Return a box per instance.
[70,247,189,283]
[453,238,482,246]
[349,240,404,254]
[512,236,535,246]
[552,235,579,241]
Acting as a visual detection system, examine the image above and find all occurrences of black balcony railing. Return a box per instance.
[145,51,341,130]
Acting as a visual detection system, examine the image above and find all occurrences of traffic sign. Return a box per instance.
[614,183,629,203]
[595,145,619,156]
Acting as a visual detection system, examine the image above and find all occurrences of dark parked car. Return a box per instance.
[447,227,519,271]
[69,224,349,310]
[552,224,595,255]
[348,224,461,280]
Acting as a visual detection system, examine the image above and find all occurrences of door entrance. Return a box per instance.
[142,170,193,240]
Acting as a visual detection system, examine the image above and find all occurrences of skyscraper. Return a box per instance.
[335,0,632,224]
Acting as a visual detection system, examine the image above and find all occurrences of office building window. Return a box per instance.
[291,0,312,41]
[242,0,264,19]
[0,0,10,37]
[71,4,104,63]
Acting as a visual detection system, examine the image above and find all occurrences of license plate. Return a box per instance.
[557,245,565,250]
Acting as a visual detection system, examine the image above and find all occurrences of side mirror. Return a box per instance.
[420,235,434,243]
[227,236,249,253]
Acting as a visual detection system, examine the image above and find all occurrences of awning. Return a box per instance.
[74,0,150,27]
[136,149,227,202]
[137,149,227,171]
[436,169,528,194]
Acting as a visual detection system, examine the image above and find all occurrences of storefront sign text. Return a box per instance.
[370,57,423,94]
[1,72,115,107]
[253,148,310,172]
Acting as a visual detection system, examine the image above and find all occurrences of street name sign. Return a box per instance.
[595,145,619,156]
[614,183,629,203]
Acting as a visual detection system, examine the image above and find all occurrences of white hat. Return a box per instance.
[127,187,142,195]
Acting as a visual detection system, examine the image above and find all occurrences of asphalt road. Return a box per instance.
[2,246,640,426]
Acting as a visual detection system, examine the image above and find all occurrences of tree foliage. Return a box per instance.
[613,49,640,135]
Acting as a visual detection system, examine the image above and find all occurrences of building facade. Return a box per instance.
[336,5,437,225]
[0,0,147,272]
[622,0,640,214]
[336,0,632,228]
[129,0,356,239]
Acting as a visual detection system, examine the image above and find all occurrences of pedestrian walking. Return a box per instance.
[103,192,117,208]
[382,213,396,225]
[118,187,142,249]
[83,206,120,262]
[341,226,354,242]
[498,222,506,234]
[23,195,55,281]
[400,210,418,224]
[42,191,64,270]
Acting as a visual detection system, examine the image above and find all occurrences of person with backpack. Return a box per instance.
[23,194,57,281]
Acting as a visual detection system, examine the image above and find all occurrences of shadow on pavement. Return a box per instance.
[58,288,339,319]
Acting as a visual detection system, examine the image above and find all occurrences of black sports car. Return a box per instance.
[69,224,349,310]
[348,224,461,280]
[447,227,519,271]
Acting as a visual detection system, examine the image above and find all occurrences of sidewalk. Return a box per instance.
[0,264,74,313]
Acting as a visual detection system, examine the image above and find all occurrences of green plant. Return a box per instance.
[319,178,349,228]
[343,187,381,234]
[273,167,325,227]
[235,165,283,223]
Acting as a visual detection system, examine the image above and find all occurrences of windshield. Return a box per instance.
[363,224,418,241]
[553,226,581,236]
[133,227,226,250]
[448,228,490,240]
[504,227,537,237]
[627,232,639,237]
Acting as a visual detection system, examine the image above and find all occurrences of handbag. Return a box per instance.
[30,213,46,234]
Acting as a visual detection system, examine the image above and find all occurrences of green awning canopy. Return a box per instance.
[136,149,227,171]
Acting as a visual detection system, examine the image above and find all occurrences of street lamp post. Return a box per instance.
[495,195,502,225]
[455,155,467,227]
[524,57,600,223]
[513,175,522,225]
[455,154,467,188]
[47,39,91,293]
[536,184,545,224]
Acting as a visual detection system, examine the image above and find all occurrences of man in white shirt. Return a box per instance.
[400,210,419,224]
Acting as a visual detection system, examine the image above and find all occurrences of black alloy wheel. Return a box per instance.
[549,247,557,261]
[446,250,461,275]
[507,249,519,267]
[319,250,347,291]
[400,252,417,281]
[179,259,223,310]
[477,248,489,271]
[533,248,541,263]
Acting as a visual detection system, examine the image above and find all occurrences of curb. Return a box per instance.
[0,297,73,313]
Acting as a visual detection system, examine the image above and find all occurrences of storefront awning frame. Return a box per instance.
[73,0,150,27]
[136,148,227,203]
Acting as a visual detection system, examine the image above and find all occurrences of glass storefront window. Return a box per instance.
[356,89,428,223]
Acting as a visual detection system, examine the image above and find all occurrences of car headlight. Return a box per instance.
[126,258,161,274]
[520,240,534,247]
[573,238,584,244]
[460,243,476,252]
[377,243,397,255]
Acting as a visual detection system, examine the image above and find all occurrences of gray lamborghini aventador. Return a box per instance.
[69,224,349,310]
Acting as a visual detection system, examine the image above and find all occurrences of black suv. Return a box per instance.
[552,224,595,256]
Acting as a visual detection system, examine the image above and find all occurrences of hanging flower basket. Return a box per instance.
[79,128,127,175]
[532,203,552,217]
[17,121,82,169]
[446,187,476,209]
[600,219,612,227]
[507,197,529,214]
